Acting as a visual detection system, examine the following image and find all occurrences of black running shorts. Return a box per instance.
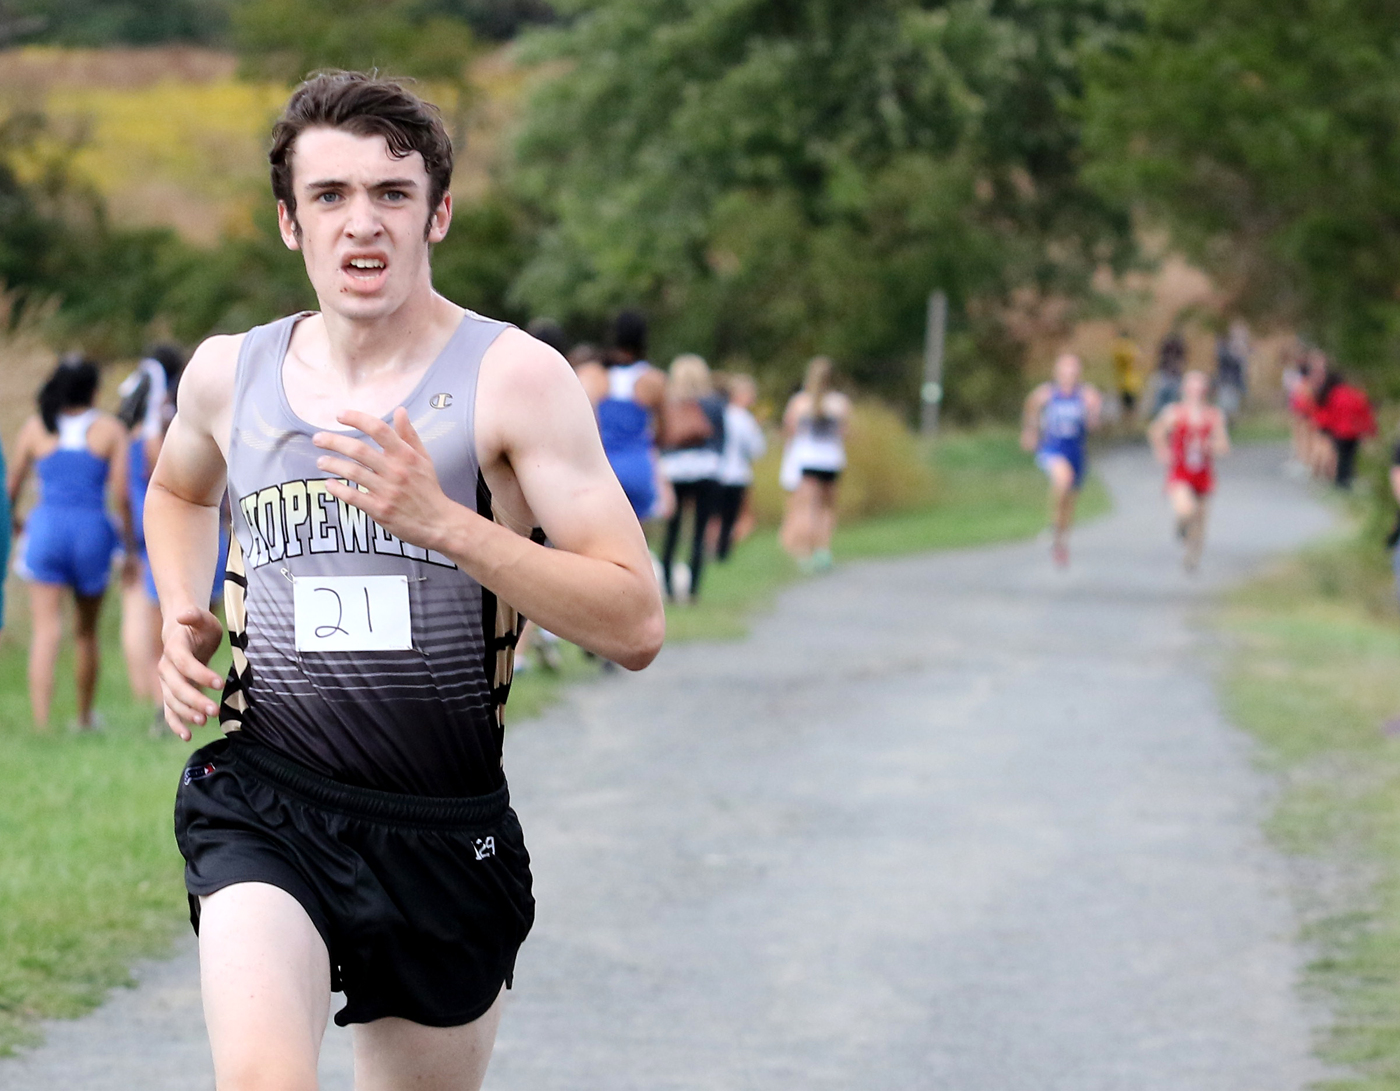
[174,736,534,1027]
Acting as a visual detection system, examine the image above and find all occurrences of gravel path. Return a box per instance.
[0,443,1337,1090]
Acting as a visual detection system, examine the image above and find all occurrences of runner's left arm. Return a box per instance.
[1212,408,1231,457]
[314,332,665,671]
[1083,385,1104,430]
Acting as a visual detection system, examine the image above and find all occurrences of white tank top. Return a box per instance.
[56,408,99,451]
[607,361,650,402]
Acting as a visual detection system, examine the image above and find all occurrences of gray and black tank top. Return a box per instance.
[219,311,526,796]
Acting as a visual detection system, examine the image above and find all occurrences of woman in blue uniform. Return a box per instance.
[8,357,132,730]
[1020,353,1102,568]
[598,310,668,522]
[117,345,182,707]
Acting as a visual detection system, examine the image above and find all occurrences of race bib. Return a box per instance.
[293,574,412,652]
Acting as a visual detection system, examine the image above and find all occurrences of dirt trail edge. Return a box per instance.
[1,444,1337,1091]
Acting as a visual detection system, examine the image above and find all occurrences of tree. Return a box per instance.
[1082,0,1400,387]
[2,0,229,45]
[231,0,482,148]
[510,0,1135,414]
[0,109,199,355]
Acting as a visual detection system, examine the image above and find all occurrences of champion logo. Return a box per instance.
[473,836,496,861]
[183,762,217,785]
[429,392,454,410]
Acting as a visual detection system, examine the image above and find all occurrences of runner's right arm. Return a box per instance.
[5,418,38,532]
[1020,386,1048,451]
[1147,405,1175,465]
[145,335,239,739]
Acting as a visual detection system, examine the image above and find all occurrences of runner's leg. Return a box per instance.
[1187,493,1211,570]
[660,484,689,598]
[27,581,64,730]
[782,477,818,562]
[1167,482,1199,568]
[199,882,331,1091]
[353,992,505,1091]
[73,591,105,728]
[687,480,718,597]
[120,572,157,701]
[813,478,839,555]
[797,476,824,560]
[1045,457,1076,564]
[714,484,742,561]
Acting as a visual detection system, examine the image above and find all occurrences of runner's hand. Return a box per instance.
[158,606,224,741]
[314,408,459,552]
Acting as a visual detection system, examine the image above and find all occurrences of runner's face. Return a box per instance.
[1053,356,1080,391]
[278,127,451,321]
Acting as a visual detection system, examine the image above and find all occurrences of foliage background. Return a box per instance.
[2,0,1399,405]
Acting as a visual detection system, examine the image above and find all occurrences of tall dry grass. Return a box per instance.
[748,400,937,526]
[0,45,520,243]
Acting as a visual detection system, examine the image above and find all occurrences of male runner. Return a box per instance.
[145,72,664,1090]
[1020,352,1101,567]
[1149,369,1229,571]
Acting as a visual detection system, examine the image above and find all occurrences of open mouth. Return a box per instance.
[343,255,388,283]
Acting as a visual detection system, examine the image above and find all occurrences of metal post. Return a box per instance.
[921,290,947,435]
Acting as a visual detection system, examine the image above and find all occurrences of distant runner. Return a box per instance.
[1149,369,1230,572]
[1021,353,1101,568]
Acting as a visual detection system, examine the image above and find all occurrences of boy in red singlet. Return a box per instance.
[1149,369,1230,572]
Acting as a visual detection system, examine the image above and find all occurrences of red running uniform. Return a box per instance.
[1168,410,1217,496]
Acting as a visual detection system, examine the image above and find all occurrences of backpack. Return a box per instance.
[659,398,714,450]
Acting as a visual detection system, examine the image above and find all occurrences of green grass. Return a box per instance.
[1229,409,1294,444]
[0,598,215,1055]
[0,426,1108,1054]
[1220,538,1400,1088]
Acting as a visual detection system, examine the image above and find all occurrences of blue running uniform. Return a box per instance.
[1035,386,1089,488]
[21,410,118,597]
[598,362,658,519]
[130,434,230,604]
[129,434,154,598]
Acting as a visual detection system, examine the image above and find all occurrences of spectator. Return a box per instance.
[117,344,185,715]
[598,310,668,522]
[658,353,726,601]
[712,373,766,561]
[1311,364,1376,489]
[1215,319,1249,419]
[780,356,850,571]
[1153,329,1187,415]
[1110,329,1143,420]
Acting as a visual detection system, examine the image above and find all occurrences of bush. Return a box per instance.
[748,399,937,527]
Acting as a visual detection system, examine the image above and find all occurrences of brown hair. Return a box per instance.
[269,71,454,231]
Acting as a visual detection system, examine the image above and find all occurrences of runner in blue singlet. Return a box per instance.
[8,357,132,730]
[598,310,667,521]
[1021,353,1102,567]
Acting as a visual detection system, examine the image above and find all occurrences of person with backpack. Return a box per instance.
[658,353,726,601]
